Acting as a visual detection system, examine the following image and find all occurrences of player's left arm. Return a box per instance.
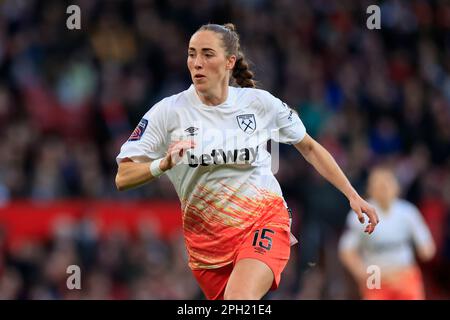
[416,240,436,262]
[408,206,436,261]
[294,134,379,234]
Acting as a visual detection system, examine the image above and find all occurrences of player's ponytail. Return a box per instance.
[197,23,256,88]
[232,55,255,88]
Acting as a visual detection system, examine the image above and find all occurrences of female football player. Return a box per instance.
[116,23,378,300]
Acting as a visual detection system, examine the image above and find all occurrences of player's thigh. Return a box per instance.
[224,258,274,300]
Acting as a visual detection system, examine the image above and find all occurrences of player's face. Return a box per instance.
[368,170,399,207]
[187,31,235,94]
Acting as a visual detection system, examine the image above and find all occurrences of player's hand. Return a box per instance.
[160,140,196,171]
[349,194,379,234]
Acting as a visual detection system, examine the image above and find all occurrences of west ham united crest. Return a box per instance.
[236,114,256,134]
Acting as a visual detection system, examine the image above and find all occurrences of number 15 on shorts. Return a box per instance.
[252,228,275,251]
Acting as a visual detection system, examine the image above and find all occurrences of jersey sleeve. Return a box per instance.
[339,211,364,252]
[406,204,434,248]
[116,101,168,164]
[261,91,306,144]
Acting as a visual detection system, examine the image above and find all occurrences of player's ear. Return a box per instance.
[226,55,236,70]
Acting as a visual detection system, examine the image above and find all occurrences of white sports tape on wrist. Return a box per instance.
[149,158,164,178]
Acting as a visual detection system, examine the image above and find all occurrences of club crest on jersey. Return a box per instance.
[184,126,199,136]
[236,114,256,134]
[128,118,148,141]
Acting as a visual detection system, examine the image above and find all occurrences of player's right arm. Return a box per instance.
[115,100,196,191]
[116,158,157,191]
[338,213,367,290]
[339,248,367,288]
[115,140,195,191]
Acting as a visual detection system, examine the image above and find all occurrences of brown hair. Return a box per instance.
[197,23,256,88]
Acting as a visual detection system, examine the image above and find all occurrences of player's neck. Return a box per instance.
[376,199,393,214]
[197,84,229,106]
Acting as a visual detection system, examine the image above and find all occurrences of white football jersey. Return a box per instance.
[117,85,306,269]
[339,199,433,270]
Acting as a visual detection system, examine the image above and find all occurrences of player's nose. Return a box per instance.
[194,56,203,69]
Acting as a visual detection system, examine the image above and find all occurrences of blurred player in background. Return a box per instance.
[339,167,435,300]
[115,23,379,300]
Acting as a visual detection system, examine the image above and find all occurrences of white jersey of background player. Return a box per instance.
[339,167,435,299]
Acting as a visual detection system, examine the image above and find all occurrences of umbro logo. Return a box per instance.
[288,110,293,121]
[254,247,266,255]
[184,126,199,136]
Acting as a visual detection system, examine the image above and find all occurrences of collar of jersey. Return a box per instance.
[187,84,237,110]
[369,198,398,216]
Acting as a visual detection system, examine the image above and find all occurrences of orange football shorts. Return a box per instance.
[192,224,293,300]
[362,266,425,300]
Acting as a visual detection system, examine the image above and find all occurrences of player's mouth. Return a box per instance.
[194,74,206,80]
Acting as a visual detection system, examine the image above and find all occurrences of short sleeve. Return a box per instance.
[116,101,168,164]
[339,211,364,252]
[261,91,306,144]
[406,204,433,248]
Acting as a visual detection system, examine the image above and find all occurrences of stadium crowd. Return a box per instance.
[0,0,449,299]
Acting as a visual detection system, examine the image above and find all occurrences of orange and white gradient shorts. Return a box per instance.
[362,266,425,300]
[192,223,294,300]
